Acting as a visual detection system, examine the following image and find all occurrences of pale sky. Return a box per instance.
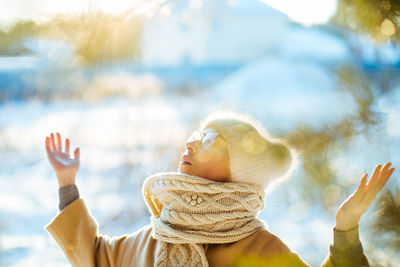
[261,0,337,25]
[0,0,337,28]
[0,0,144,27]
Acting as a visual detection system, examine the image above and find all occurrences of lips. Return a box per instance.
[181,155,192,165]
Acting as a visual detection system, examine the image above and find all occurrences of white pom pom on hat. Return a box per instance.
[199,110,297,190]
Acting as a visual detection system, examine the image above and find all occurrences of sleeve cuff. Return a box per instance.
[59,184,80,211]
[332,225,362,251]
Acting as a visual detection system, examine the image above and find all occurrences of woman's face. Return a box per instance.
[178,128,230,182]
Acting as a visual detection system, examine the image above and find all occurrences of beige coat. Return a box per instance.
[46,199,368,267]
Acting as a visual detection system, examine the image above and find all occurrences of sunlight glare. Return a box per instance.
[259,0,337,25]
[0,0,152,27]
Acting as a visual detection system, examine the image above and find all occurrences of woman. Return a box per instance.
[45,111,395,267]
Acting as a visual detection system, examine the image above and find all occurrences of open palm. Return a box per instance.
[45,132,80,187]
[335,162,395,231]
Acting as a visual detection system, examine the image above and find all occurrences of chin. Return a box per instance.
[179,167,203,179]
[178,165,190,175]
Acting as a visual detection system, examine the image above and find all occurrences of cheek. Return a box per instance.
[197,151,214,163]
[197,150,226,165]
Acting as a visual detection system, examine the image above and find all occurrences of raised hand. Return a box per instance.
[45,132,80,188]
[335,162,395,231]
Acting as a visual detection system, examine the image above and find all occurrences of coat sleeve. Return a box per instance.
[279,226,370,267]
[45,198,133,267]
[264,226,370,267]
[321,226,369,267]
[240,226,369,267]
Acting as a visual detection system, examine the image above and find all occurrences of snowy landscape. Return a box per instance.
[1,1,400,266]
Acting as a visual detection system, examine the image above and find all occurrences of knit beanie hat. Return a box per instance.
[199,111,296,190]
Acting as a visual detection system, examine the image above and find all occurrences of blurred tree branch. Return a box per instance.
[0,12,144,65]
[285,63,379,210]
[373,189,400,248]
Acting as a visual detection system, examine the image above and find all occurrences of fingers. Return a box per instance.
[47,132,72,154]
[50,133,56,152]
[65,138,70,154]
[356,173,368,193]
[56,132,62,151]
[381,167,395,186]
[343,163,395,219]
[366,162,395,194]
[371,164,382,180]
[376,163,392,188]
[74,147,80,160]
[366,164,383,189]
[45,136,51,154]
[381,162,392,173]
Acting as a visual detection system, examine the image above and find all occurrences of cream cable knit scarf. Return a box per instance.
[142,172,266,267]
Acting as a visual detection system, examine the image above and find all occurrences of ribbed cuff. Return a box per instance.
[333,225,362,250]
[59,184,80,211]
[330,225,369,266]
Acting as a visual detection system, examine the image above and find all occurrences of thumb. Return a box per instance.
[74,147,80,160]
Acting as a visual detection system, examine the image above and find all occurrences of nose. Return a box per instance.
[185,140,200,154]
